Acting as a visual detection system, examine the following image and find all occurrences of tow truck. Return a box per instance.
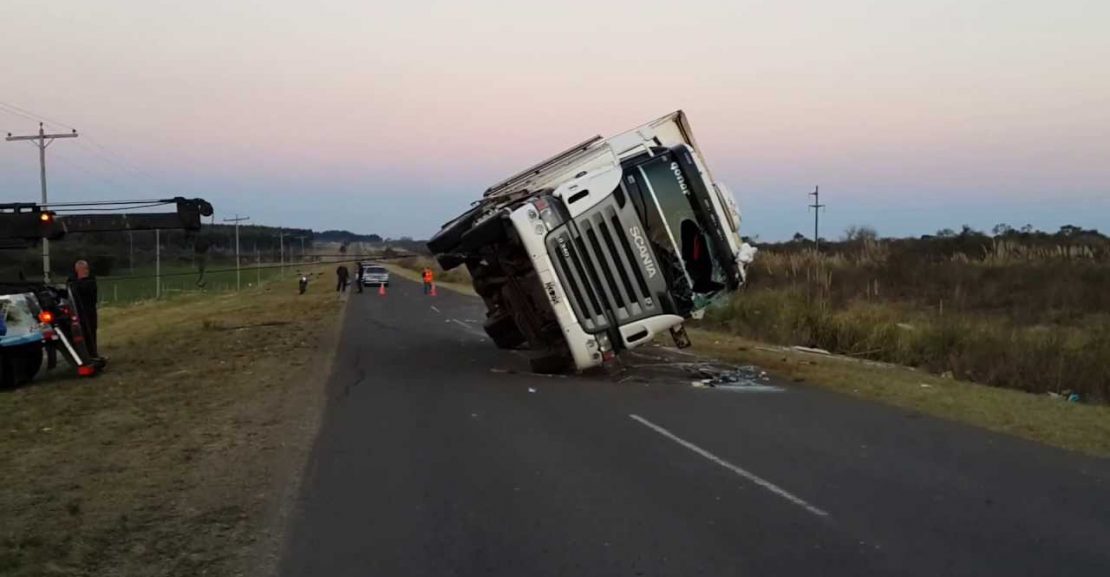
[428,111,756,373]
[0,197,213,386]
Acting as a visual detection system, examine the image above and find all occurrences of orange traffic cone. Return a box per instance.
[378,283,386,296]
[430,282,437,297]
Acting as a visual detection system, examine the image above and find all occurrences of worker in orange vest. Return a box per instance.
[422,267,434,295]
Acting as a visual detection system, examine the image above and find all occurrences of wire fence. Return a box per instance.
[96,253,413,306]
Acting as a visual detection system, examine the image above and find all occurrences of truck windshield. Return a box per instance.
[631,153,728,297]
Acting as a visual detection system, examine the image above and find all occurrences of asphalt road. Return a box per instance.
[280,276,1110,577]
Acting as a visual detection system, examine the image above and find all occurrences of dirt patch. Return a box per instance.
[0,271,343,576]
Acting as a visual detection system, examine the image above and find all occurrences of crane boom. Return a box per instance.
[0,197,213,246]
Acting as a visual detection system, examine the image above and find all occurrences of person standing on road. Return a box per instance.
[354,264,364,294]
[422,267,434,295]
[336,264,350,293]
[68,259,100,359]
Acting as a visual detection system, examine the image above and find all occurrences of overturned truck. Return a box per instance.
[428,111,755,373]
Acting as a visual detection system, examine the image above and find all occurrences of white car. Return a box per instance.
[360,265,390,287]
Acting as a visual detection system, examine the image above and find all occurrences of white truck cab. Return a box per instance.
[428,111,754,373]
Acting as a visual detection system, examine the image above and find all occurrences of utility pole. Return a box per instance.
[294,235,307,262]
[6,122,79,282]
[223,214,250,291]
[256,243,261,286]
[278,229,285,277]
[808,185,825,251]
[128,231,135,274]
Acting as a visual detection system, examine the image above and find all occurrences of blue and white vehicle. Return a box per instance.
[428,111,756,373]
[0,291,47,387]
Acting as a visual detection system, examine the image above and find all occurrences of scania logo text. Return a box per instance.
[628,226,658,278]
[670,162,690,196]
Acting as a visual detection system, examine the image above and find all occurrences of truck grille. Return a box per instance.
[549,206,658,332]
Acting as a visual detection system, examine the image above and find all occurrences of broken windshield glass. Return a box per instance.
[627,152,727,297]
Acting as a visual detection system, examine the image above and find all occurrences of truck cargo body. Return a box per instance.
[428,111,755,373]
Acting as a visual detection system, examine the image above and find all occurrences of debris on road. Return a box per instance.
[527,387,537,394]
[688,364,783,392]
[792,345,831,355]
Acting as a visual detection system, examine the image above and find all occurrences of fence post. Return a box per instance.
[155,229,162,299]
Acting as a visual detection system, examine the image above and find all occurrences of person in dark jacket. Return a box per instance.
[336,265,350,293]
[68,260,100,359]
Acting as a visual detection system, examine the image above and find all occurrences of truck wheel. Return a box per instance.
[427,205,483,255]
[459,213,507,251]
[18,345,43,383]
[436,253,466,271]
[483,314,525,350]
[470,265,504,299]
[529,350,573,374]
[0,355,13,388]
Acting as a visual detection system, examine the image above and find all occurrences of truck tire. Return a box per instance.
[469,264,504,299]
[0,344,43,388]
[529,350,573,374]
[427,205,484,255]
[0,354,13,389]
[459,213,507,251]
[483,313,526,350]
[18,345,43,383]
[435,253,466,271]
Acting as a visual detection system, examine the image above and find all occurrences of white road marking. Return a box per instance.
[430,305,441,313]
[629,414,829,518]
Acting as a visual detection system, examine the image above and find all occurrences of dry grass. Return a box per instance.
[713,240,1110,400]
[0,269,341,576]
[705,288,1110,400]
[386,259,477,295]
[388,256,474,288]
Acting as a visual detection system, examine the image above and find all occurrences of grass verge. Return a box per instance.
[384,261,476,295]
[689,327,1110,457]
[705,288,1110,401]
[0,269,342,576]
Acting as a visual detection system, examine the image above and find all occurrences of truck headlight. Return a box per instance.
[531,197,563,230]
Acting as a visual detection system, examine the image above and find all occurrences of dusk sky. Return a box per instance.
[1,0,1107,241]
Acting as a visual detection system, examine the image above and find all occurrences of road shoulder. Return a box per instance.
[0,272,344,576]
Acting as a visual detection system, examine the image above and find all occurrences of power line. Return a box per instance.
[0,101,163,197]
[0,100,78,131]
[6,122,80,282]
[0,102,44,126]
